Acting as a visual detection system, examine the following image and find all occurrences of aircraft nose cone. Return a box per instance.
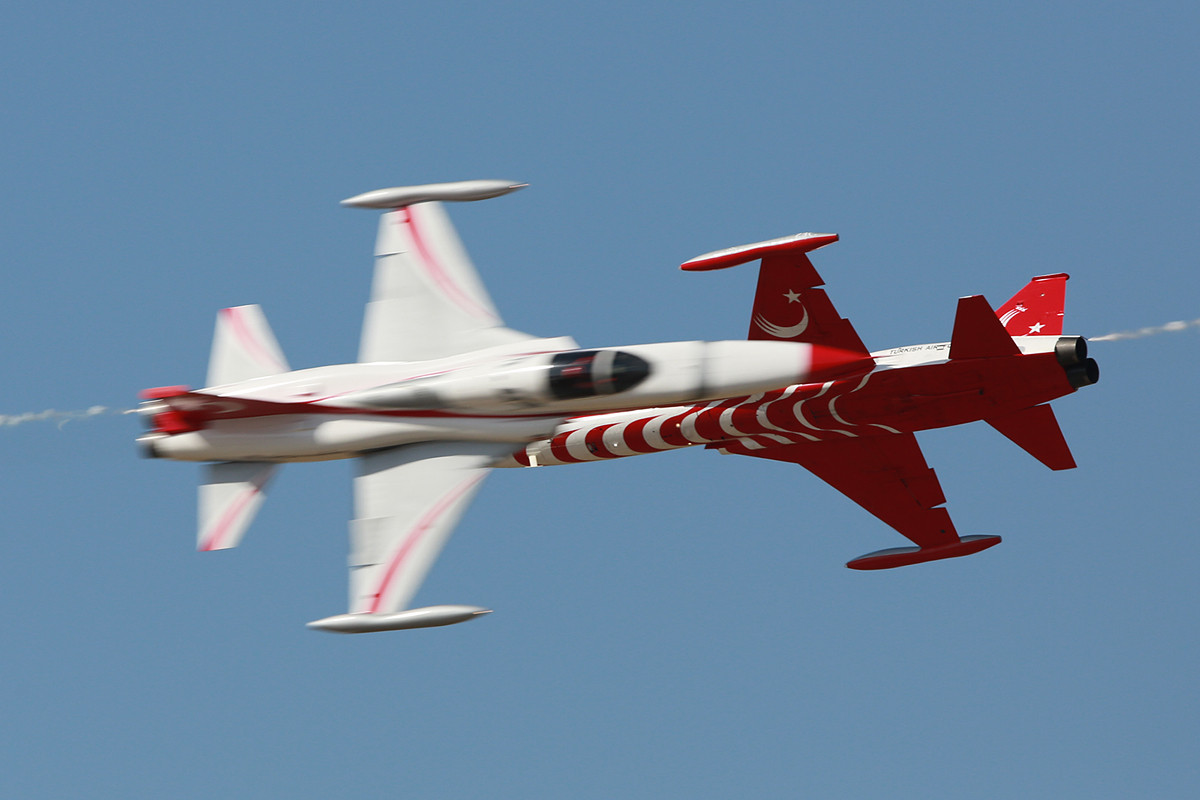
[808,345,875,381]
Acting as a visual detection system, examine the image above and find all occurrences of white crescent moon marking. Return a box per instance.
[753,304,809,338]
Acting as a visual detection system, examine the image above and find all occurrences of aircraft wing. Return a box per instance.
[358,201,536,362]
[682,233,872,357]
[346,441,515,615]
[721,432,1000,568]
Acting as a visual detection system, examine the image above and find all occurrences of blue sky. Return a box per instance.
[2,2,1197,797]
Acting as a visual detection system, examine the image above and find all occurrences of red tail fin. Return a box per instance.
[996,273,1068,336]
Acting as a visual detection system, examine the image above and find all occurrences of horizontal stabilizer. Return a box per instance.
[846,534,1002,570]
[198,461,279,551]
[207,305,289,387]
[986,404,1077,470]
[949,295,1020,360]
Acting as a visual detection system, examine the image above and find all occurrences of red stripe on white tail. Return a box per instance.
[222,307,288,375]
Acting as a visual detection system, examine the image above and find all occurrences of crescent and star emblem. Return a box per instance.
[753,289,810,338]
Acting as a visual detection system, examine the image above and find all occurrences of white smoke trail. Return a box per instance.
[1,322,1193,428]
[0,406,131,429]
[1092,318,1200,342]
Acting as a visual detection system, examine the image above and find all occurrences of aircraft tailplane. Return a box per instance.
[198,461,280,551]
[207,305,290,387]
[985,403,1077,471]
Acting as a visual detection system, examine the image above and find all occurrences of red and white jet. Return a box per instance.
[139,180,1098,633]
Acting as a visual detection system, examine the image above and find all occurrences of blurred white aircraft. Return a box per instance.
[138,180,874,632]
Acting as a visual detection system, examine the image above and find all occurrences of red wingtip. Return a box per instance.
[846,535,1002,570]
[681,233,839,271]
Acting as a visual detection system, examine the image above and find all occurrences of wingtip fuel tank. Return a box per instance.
[306,605,493,633]
[340,180,526,209]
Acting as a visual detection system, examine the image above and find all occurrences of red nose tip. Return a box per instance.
[808,345,875,381]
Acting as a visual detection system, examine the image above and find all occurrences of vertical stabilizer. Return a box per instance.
[207,305,290,387]
[996,273,1068,336]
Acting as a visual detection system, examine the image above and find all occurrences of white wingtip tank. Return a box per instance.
[307,605,493,633]
[340,180,527,209]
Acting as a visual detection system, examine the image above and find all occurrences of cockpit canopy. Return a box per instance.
[346,348,653,411]
[548,350,650,400]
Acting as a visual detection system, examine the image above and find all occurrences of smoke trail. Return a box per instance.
[1092,318,1200,342]
[0,406,130,429]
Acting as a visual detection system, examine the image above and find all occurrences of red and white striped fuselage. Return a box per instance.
[497,335,1085,468]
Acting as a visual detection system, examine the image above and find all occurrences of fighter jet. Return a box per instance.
[138,180,1098,632]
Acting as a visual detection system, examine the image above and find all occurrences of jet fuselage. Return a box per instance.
[139,337,871,462]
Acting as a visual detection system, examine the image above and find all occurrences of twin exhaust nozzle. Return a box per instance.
[1054,336,1099,389]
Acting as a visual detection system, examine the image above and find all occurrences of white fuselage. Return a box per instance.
[140,337,870,463]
